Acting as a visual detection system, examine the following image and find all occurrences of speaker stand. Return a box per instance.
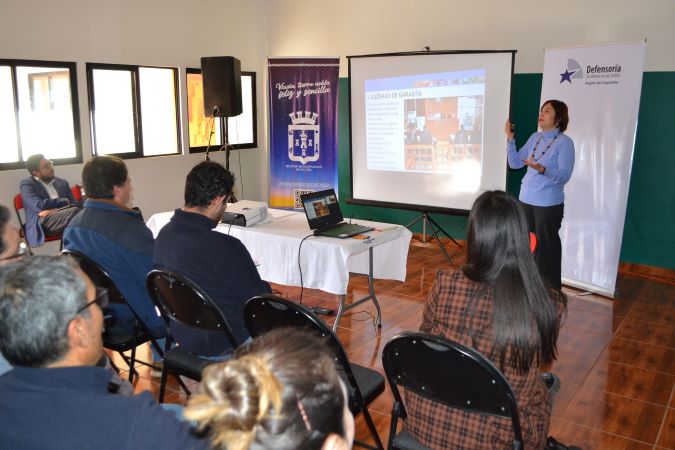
[204,119,239,203]
[223,123,240,203]
[225,145,238,203]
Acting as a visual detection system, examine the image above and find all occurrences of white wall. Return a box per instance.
[0,0,270,226]
[265,0,675,74]
[2,0,673,230]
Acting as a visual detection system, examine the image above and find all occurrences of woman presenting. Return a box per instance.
[505,100,575,289]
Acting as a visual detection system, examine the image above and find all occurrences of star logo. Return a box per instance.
[559,59,583,85]
[560,69,576,83]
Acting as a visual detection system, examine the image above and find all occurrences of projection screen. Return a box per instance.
[348,51,515,214]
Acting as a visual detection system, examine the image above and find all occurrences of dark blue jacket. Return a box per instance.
[0,366,207,449]
[154,209,271,356]
[19,176,75,246]
[63,199,164,334]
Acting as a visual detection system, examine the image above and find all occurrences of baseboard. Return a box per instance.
[618,262,675,285]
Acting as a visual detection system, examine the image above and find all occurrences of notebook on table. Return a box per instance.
[300,189,374,238]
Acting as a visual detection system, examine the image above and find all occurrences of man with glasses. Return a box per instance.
[0,256,208,449]
[20,153,80,247]
[0,207,132,391]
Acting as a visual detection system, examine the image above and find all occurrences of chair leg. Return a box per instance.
[150,338,164,359]
[158,367,169,403]
[174,375,191,397]
[388,404,401,450]
[108,356,121,374]
[127,343,138,383]
[361,405,384,450]
[119,353,138,383]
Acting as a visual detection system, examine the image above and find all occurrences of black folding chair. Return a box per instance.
[382,332,524,450]
[244,294,385,450]
[61,249,164,383]
[146,269,240,402]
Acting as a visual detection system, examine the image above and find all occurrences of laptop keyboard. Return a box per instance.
[320,223,373,238]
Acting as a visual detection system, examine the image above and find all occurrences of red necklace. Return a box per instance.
[530,133,559,162]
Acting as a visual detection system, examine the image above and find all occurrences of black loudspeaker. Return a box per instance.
[201,56,242,117]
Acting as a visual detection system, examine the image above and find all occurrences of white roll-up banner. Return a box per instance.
[541,41,646,297]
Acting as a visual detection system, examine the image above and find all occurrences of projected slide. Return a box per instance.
[349,51,513,212]
[365,69,485,175]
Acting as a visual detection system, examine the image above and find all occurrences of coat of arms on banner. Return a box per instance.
[288,111,320,164]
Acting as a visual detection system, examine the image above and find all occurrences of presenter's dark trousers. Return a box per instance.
[520,201,564,290]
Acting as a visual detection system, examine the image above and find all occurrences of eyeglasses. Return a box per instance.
[76,287,110,315]
[0,241,29,262]
[39,160,54,169]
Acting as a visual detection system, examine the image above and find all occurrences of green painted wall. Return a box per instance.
[336,73,675,269]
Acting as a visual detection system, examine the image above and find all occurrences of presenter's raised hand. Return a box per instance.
[504,119,515,140]
[523,156,545,174]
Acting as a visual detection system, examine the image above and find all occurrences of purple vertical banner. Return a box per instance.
[268,58,340,209]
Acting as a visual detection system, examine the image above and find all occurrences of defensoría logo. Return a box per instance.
[560,59,583,84]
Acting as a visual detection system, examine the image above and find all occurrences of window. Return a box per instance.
[186,69,222,151]
[86,63,180,158]
[186,69,257,153]
[0,59,82,170]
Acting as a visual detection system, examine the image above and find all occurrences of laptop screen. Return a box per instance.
[300,189,343,230]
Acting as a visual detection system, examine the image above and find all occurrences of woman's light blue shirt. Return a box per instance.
[507,129,575,207]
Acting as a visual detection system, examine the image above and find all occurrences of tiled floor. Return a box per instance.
[115,239,675,449]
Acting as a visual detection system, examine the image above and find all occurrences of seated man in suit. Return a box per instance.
[154,161,271,358]
[63,156,165,339]
[19,154,80,247]
[0,256,207,449]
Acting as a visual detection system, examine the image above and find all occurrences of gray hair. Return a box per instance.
[0,255,88,367]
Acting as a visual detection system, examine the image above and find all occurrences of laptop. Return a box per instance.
[300,189,373,238]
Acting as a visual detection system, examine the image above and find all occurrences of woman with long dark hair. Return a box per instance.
[506,100,575,289]
[405,190,566,450]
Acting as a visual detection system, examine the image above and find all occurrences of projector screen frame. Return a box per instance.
[346,49,516,216]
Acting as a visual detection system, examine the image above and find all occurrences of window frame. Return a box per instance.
[186,68,257,154]
[86,62,181,159]
[0,59,83,171]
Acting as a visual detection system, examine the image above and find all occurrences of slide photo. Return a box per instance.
[365,69,485,175]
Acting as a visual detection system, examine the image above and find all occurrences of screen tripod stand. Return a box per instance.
[405,213,462,264]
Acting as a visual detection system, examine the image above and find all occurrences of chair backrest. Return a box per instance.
[146,269,238,348]
[71,185,83,202]
[61,249,126,306]
[382,331,524,447]
[13,193,23,211]
[244,294,349,366]
[529,232,538,255]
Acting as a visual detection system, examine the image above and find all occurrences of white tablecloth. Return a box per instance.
[146,209,412,295]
